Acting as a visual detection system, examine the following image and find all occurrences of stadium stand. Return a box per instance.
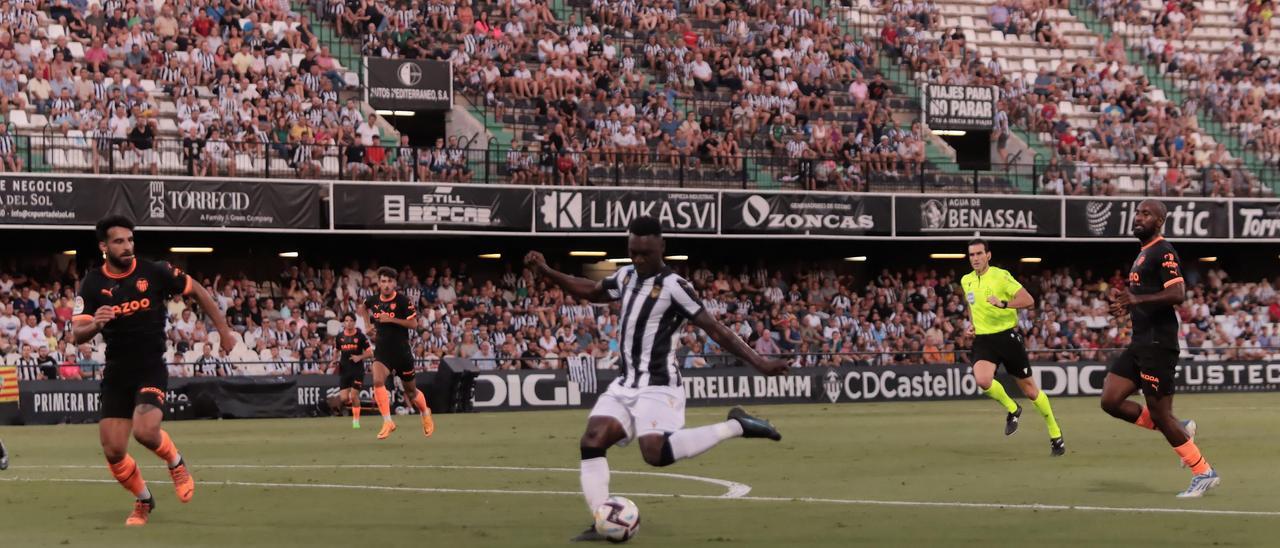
[1080,0,1280,192]
[3,261,1277,380]
[0,0,1270,195]
[850,0,1269,196]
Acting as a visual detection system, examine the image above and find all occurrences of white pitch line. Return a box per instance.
[10,464,752,498]
[1,476,1276,518]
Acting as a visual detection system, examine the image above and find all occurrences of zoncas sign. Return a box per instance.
[721,193,891,236]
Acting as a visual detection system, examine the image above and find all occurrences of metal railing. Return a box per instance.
[16,134,1265,195]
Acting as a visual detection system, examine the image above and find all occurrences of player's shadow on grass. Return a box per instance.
[1086,479,1164,494]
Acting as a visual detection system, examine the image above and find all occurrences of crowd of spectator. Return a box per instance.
[0,0,423,179]
[322,0,944,190]
[872,0,1255,197]
[1102,0,1280,182]
[0,0,1269,190]
[3,256,1278,381]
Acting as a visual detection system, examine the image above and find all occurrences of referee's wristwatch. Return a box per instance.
[999,300,1009,309]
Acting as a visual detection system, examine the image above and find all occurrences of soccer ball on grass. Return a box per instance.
[593,496,640,543]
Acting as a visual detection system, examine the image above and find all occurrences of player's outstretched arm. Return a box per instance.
[690,310,789,376]
[188,280,237,354]
[524,251,611,303]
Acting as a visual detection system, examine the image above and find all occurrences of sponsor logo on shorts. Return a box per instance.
[139,386,166,404]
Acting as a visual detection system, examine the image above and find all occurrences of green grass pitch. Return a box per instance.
[2,393,1279,547]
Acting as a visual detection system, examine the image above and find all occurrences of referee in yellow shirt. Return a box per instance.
[961,238,1065,456]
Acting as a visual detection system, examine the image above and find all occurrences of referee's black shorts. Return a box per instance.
[972,328,1032,379]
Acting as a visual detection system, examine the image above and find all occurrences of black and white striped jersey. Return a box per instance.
[602,266,703,388]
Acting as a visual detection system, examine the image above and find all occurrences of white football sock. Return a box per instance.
[580,457,610,514]
[668,420,744,461]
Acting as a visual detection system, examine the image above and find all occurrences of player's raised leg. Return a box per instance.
[400,371,434,437]
[371,361,397,439]
[573,415,629,542]
[100,417,155,526]
[973,359,1022,435]
[632,386,779,472]
[132,401,192,503]
[1100,371,1151,427]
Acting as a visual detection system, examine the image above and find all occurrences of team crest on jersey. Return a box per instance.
[136,278,149,293]
[966,291,975,304]
[390,304,397,310]
[1136,255,1146,266]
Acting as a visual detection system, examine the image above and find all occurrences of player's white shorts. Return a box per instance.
[589,380,686,446]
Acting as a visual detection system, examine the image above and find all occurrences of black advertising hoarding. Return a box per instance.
[0,175,321,229]
[0,175,109,224]
[1065,198,1228,239]
[922,84,997,130]
[895,195,1059,237]
[721,192,893,236]
[1232,201,1280,239]
[12,361,1280,423]
[366,58,453,111]
[124,178,321,229]
[535,188,718,234]
[467,361,1280,410]
[333,183,534,231]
